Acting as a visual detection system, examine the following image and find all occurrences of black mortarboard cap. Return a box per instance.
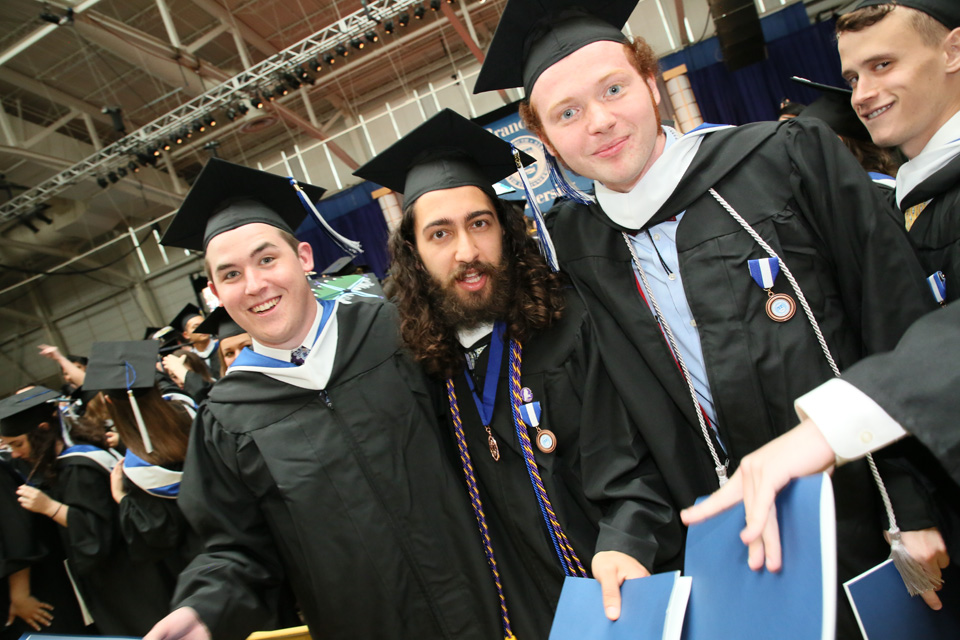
[160,158,326,251]
[474,0,634,96]
[854,0,960,29]
[84,341,161,453]
[353,109,536,206]
[791,77,869,141]
[0,387,60,438]
[170,303,203,333]
[195,306,246,340]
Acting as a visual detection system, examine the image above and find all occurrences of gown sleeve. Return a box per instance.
[56,462,118,576]
[117,479,188,562]
[172,408,285,640]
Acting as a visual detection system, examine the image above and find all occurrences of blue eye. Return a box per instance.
[560,108,576,120]
[607,84,622,96]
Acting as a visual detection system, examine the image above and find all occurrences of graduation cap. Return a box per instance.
[353,109,559,268]
[791,77,869,141]
[854,0,960,29]
[160,158,361,256]
[0,387,60,438]
[84,341,160,454]
[474,0,634,96]
[194,306,246,340]
[170,303,203,333]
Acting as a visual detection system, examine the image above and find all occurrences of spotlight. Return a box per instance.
[136,152,151,165]
[284,72,302,90]
[108,171,119,184]
[128,161,140,173]
[117,166,127,178]
[296,66,315,85]
[161,139,172,151]
[193,119,206,133]
[150,146,161,157]
[274,82,288,97]
[237,101,250,115]
[430,0,440,11]
[267,89,277,101]
[97,176,109,188]
[365,30,379,43]
[226,107,238,121]
[182,127,192,140]
[351,38,364,50]
[414,5,425,19]
[206,115,217,127]
[336,44,348,57]
[398,13,409,26]
[173,131,183,144]
[384,20,395,34]
[324,52,336,65]
[309,56,322,72]
[252,94,265,108]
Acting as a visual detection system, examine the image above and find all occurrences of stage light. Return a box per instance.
[128,161,140,173]
[117,166,127,178]
[193,119,206,133]
[414,5,425,19]
[398,12,410,26]
[226,107,238,121]
[430,0,440,11]
[237,101,250,115]
[108,171,119,184]
[324,52,336,65]
[366,30,379,43]
[206,115,217,127]
[161,139,172,151]
[309,57,322,72]
[253,94,265,108]
[384,20,395,34]
[336,44,348,57]
[97,176,109,188]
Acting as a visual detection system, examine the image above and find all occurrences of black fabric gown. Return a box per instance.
[547,118,939,637]
[0,460,88,640]
[899,152,960,303]
[51,452,173,636]
[173,301,502,640]
[444,288,681,640]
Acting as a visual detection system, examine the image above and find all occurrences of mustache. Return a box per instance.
[445,260,497,286]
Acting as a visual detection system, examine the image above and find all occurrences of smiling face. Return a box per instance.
[529,40,666,193]
[412,186,505,323]
[220,332,253,368]
[839,8,960,158]
[206,223,317,350]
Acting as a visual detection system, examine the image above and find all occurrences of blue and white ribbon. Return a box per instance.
[518,401,541,429]
[511,147,559,272]
[927,271,947,304]
[748,257,781,290]
[123,450,182,499]
[289,178,363,257]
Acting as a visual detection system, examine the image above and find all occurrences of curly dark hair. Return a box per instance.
[25,401,107,485]
[389,194,566,379]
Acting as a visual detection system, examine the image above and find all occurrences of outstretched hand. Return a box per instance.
[680,419,835,571]
[144,607,210,640]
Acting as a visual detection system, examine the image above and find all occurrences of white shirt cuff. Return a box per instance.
[795,378,908,462]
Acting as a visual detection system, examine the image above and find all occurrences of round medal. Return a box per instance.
[536,429,557,454]
[766,293,796,322]
[520,387,534,403]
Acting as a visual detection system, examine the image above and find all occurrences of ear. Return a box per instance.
[37,421,51,432]
[208,278,220,300]
[945,27,960,74]
[297,241,314,273]
[646,75,662,106]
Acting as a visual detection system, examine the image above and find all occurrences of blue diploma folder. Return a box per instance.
[844,560,960,639]
[548,571,691,640]
[681,473,836,640]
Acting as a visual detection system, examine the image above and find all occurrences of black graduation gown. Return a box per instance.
[841,299,960,552]
[118,472,201,580]
[547,118,938,636]
[900,152,960,303]
[0,461,87,639]
[446,289,681,640]
[173,300,502,640]
[52,453,173,636]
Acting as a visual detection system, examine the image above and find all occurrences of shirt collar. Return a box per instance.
[916,109,960,157]
[252,300,323,362]
[457,322,494,348]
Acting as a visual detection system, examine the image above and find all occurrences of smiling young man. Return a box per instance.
[474,0,944,633]
[144,158,501,640]
[355,109,681,637]
[837,0,960,301]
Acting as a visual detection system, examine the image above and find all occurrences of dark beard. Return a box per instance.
[429,259,512,331]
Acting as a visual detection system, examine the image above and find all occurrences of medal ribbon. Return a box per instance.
[462,321,506,427]
[748,257,780,289]
[927,271,947,305]
[509,340,587,578]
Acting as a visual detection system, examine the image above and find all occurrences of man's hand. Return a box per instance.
[162,354,189,388]
[16,485,57,517]
[681,419,836,571]
[896,528,950,610]
[591,550,650,621]
[110,460,127,504]
[8,594,54,630]
[37,344,64,363]
[144,607,210,640]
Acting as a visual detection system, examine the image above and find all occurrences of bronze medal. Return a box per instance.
[485,426,500,461]
[766,292,796,322]
[536,429,557,454]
